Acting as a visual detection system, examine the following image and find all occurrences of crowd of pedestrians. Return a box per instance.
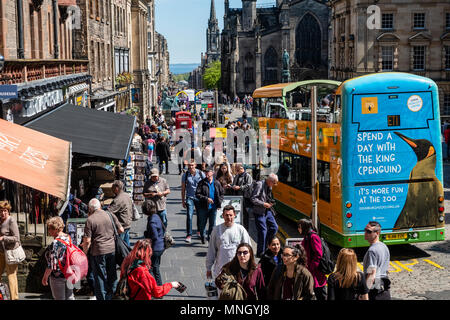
[0,105,392,302]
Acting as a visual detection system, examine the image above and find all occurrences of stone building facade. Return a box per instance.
[155,31,170,95]
[221,0,330,98]
[147,0,157,111]
[130,0,150,121]
[0,0,90,122]
[329,0,450,120]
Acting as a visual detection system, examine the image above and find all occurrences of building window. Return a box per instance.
[244,67,254,82]
[444,94,450,116]
[446,13,450,30]
[413,46,425,70]
[382,13,394,30]
[381,46,394,71]
[413,13,425,29]
[445,46,450,70]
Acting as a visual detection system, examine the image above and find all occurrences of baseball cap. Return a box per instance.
[150,168,159,177]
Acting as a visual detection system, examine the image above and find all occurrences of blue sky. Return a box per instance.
[155,0,273,64]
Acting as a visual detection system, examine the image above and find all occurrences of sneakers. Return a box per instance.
[185,236,192,243]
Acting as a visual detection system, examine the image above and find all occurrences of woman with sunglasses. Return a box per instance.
[327,248,369,300]
[267,244,315,300]
[215,243,265,300]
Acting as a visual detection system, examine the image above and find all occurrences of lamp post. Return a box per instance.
[311,86,319,232]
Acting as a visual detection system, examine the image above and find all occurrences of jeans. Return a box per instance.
[255,210,278,256]
[198,207,217,240]
[151,250,164,286]
[90,252,118,300]
[49,275,75,300]
[185,197,199,237]
[157,209,168,228]
[119,228,130,247]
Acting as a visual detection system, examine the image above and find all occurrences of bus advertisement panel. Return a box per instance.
[342,73,445,246]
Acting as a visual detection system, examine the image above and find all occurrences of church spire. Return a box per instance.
[209,0,216,22]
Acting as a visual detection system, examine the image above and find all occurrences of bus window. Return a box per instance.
[268,102,287,119]
[318,161,330,202]
[277,157,292,183]
[252,98,265,117]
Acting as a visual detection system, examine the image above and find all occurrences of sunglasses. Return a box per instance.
[237,250,249,256]
[364,228,376,234]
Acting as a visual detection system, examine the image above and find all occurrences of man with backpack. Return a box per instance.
[230,163,253,230]
[250,173,279,258]
[181,160,205,243]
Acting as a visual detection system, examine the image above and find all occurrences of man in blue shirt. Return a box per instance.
[181,160,205,243]
[195,167,224,244]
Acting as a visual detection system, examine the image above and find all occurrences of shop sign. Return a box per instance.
[0,85,18,99]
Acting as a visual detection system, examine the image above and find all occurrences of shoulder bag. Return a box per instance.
[106,211,131,267]
[156,215,174,249]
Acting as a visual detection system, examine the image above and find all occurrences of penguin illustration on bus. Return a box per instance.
[393,132,444,229]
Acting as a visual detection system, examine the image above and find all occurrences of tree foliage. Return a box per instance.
[202,60,221,90]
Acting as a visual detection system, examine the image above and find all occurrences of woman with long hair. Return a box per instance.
[215,162,234,195]
[327,248,369,300]
[120,239,180,300]
[267,244,315,300]
[259,236,283,285]
[297,218,327,300]
[215,243,265,300]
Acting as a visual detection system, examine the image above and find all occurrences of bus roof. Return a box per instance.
[252,80,341,98]
[335,72,437,95]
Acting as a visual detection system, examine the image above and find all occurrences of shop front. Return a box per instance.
[0,74,90,124]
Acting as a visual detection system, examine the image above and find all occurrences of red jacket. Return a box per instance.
[128,264,172,300]
[302,232,327,288]
[445,128,450,144]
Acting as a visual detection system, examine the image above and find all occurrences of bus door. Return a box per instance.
[345,90,443,234]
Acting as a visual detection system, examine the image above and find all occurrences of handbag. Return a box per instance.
[3,244,26,265]
[106,211,131,267]
[157,215,174,249]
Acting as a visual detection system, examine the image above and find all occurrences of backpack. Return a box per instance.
[218,273,247,300]
[317,237,335,275]
[114,269,142,300]
[56,237,89,285]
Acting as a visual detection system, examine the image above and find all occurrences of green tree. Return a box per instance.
[202,60,221,90]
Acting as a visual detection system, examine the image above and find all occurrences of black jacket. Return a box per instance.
[195,178,224,209]
[155,141,170,160]
[259,248,283,286]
